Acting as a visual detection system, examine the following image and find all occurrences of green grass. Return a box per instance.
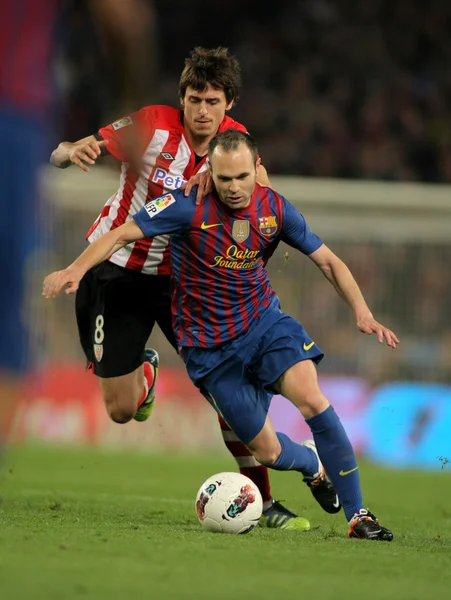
[0,445,451,600]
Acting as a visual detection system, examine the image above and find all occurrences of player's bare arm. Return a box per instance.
[50,135,109,171]
[308,244,400,348]
[42,220,144,298]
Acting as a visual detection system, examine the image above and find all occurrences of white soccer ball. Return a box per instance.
[195,472,263,534]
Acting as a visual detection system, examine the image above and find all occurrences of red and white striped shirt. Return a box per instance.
[87,105,247,275]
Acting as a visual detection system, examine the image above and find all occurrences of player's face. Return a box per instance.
[210,144,258,210]
[182,84,233,139]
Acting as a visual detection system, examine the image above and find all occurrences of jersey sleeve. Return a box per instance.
[133,189,195,238]
[96,107,153,162]
[280,198,323,255]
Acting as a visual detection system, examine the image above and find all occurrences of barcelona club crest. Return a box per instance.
[232,220,250,243]
[259,215,278,237]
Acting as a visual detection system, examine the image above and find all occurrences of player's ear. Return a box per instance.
[256,155,261,173]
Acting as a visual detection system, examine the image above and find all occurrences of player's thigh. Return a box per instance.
[201,366,270,446]
[277,359,329,418]
[98,369,142,417]
[251,313,328,417]
[75,262,155,377]
[151,275,178,350]
[182,343,272,444]
[251,313,323,390]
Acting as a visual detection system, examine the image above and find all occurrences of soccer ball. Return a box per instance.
[195,472,263,534]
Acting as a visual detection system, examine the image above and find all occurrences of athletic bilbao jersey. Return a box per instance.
[87,105,247,275]
[133,184,323,347]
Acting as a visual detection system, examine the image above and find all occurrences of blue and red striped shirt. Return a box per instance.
[133,184,323,348]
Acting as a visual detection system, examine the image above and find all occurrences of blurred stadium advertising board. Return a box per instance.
[13,365,451,471]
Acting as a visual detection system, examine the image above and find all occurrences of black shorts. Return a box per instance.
[75,260,177,378]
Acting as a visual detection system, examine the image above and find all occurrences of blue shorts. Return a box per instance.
[0,103,46,372]
[182,308,323,444]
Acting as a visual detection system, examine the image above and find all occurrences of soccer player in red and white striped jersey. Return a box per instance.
[87,103,248,274]
[50,47,309,531]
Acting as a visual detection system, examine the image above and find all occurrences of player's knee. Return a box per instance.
[289,387,329,420]
[107,406,135,424]
[301,392,329,418]
[252,446,281,467]
[104,398,136,424]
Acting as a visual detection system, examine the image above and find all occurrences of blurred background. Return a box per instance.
[16,0,451,470]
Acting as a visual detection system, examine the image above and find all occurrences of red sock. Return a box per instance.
[137,362,154,408]
[217,414,272,503]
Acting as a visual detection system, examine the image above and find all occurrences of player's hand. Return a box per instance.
[69,139,109,172]
[42,267,84,298]
[357,315,400,348]
[182,171,213,205]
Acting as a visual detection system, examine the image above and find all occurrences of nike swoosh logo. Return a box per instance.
[332,497,340,508]
[201,222,223,230]
[303,341,315,351]
[339,466,359,476]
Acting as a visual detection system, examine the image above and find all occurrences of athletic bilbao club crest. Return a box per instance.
[259,215,278,237]
[94,344,103,362]
[232,220,250,243]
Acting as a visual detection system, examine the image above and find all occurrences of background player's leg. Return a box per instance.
[98,362,154,423]
[75,263,156,423]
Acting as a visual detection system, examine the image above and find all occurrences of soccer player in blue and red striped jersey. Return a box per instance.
[43,129,399,540]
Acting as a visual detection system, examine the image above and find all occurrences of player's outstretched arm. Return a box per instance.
[50,135,109,171]
[308,244,400,348]
[42,221,144,298]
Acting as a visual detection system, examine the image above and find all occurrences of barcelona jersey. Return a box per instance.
[133,184,323,348]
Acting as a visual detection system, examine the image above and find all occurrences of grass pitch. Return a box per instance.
[0,445,450,600]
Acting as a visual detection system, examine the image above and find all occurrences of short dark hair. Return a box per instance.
[208,129,259,165]
[178,47,242,105]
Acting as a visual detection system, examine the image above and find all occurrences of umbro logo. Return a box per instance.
[161,152,175,160]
